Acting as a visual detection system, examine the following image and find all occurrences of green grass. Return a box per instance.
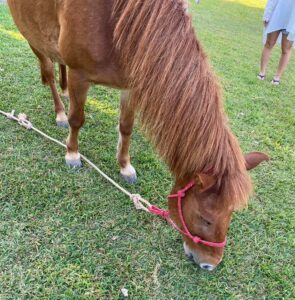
[0,1,294,299]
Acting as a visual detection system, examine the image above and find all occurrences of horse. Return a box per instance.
[7,0,269,271]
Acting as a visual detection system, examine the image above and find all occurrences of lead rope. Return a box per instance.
[0,110,153,213]
[0,110,227,248]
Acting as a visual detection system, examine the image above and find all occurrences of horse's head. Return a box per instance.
[168,152,269,271]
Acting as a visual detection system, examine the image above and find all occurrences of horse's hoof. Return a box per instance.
[120,164,137,184]
[56,111,68,128]
[66,158,82,168]
[121,173,137,184]
[56,120,69,128]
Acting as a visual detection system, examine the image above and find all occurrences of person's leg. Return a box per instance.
[273,34,293,82]
[258,31,280,78]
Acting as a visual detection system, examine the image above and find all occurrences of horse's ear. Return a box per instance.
[245,152,269,170]
[196,174,217,192]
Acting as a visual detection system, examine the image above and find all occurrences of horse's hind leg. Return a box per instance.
[30,45,68,128]
[117,90,137,184]
[65,69,90,167]
[59,64,69,97]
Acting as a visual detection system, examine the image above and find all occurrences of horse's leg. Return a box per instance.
[59,64,69,98]
[30,46,68,128]
[117,90,137,184]
[65,69,90,167]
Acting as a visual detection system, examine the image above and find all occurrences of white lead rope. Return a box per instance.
[0,110,152,213]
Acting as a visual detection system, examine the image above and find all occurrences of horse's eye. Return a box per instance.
[200,216,212,226]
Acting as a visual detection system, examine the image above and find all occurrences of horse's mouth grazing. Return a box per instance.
[183,242,216,272]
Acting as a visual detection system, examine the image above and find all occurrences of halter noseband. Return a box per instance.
[148,181,227,248]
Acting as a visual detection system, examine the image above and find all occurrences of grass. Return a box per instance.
[0,0,294,299]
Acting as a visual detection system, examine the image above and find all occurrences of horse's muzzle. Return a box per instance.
[183,242,220,271]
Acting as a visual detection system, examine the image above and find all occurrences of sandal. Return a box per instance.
[257,74,265,80]
[271,79,280,85]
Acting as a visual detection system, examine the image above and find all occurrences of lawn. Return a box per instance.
[0,0,294,299]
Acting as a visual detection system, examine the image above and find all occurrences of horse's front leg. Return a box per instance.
[65,70,90,167]
[117,91,137,184]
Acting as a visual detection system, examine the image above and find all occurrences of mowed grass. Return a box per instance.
[0,0,294,299]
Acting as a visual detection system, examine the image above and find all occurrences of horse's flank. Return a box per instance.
[113,0,252,209]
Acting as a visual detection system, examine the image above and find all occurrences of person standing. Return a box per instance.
[258,0,295,85]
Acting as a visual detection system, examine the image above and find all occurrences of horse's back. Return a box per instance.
[7,0,122,85]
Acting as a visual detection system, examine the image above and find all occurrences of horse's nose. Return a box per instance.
[183,242,220,271]
[199,263,215,271]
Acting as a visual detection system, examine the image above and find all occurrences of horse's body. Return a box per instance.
[7,0,268,270]
[9,0,124,86]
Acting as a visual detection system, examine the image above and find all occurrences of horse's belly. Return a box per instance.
[7,0,63,63]
[27,34,62,63]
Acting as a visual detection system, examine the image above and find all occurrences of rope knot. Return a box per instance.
[192,236,201,243]
[18,113,32,130]
[177,191,186,198]
[130,194,150,212]
[6,110,15,120]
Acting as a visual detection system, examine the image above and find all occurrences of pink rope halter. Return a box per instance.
[148,181,227,248]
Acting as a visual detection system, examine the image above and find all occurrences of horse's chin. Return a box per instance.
[183,242,218,272]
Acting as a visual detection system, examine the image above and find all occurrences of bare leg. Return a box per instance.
[30,46,68,127]
[65,69,90,167]
[259,31,280,76]
[273,34,293,81]
[117,90,137,183]
[59,64,69,97]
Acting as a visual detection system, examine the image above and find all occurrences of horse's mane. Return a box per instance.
[113,0,252,208]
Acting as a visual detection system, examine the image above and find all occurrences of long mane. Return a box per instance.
[113,0,252,208]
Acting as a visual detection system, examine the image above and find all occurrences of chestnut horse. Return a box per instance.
[7,0,268,271]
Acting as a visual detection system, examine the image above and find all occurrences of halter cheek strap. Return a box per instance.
[148,181,227,248]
